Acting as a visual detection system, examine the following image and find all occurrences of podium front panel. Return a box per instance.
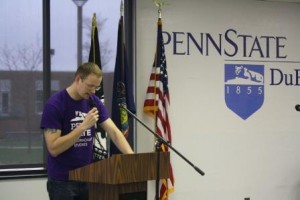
[89,182,147,200]
[119,191,146,200]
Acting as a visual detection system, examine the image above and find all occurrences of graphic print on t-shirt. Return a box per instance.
[70,111,93,148]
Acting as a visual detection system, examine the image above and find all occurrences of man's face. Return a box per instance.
[77,74,102,100]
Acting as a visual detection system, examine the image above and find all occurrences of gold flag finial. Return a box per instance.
[153,0,169,18]
[120,0,124,17]
[92,13,97,28]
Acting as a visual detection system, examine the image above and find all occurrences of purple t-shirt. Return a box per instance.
[40,89,109,180]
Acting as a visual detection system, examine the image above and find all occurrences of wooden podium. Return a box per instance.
[69,152,170,200]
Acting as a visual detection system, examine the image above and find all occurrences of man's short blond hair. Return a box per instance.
[75,62,102,80]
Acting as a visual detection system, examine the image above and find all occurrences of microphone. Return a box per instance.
[295,104,300,111]
[88,98,95,109]
[88,98,98,129]
[88,98,106,138]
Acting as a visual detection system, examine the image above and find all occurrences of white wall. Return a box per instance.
[0,178,48,200]
[136,0,300,200]
[1,1,300,200]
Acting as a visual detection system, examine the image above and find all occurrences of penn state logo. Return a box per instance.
[225,64,264,120]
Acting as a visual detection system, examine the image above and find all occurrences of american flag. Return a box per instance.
[143,17,175,200]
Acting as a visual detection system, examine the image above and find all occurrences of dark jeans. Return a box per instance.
[47,179,89,200]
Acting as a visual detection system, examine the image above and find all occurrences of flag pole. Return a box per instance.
[145,2,204,200]
[152,2,177,200]
[153,3,164,200]
[91,13,96,63]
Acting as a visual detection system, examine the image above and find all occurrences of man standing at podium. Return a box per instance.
[40,62,134,200]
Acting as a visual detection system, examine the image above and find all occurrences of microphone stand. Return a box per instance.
[154,139,163,200]
[120,104,205,200]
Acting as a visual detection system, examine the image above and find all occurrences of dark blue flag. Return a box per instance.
[110,15,136,155]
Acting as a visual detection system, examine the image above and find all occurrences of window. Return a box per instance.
[0,0,45,177]
[0,80,11,115]
[35,80,60,114]
[0,72,44,174]
[1,93,9,114]
[0,0,124,179]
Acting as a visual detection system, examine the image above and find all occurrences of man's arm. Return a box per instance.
[44,126,85,157]
[44,107,99,157]
[101,118,134,154]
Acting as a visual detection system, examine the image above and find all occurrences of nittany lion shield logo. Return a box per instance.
[225,64,264,120]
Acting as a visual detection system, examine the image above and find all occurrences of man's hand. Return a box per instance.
[82,107,99,130]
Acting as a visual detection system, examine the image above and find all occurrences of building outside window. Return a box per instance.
[0,80,11,116]
[35,80,60,114]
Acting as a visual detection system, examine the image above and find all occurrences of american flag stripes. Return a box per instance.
[143,17,175,200]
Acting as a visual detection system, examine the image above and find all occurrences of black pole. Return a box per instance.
[120,104,205,177]
[155,140,163,200]
[77,6,83,66]
[42,0,51,104]
[42,0,51,167]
